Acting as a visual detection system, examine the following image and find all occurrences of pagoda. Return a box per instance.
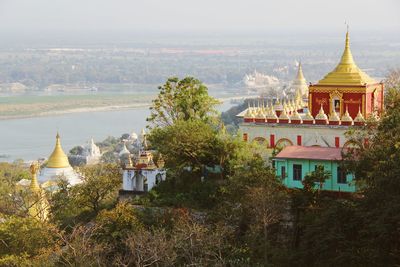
[238,30,383,153]
[292,62,309,98]
[38,133,81,186]
[309,31,384,119]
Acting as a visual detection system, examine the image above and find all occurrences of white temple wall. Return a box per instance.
[38,166,81,185]
[122,169,166,192]
[240,123,350,148]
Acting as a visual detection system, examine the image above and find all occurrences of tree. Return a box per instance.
[300,165,332,207]
[100,151,118,163]
[50,164,121,227]
[345,82,400,265]
[146,77,220,128]
[216,158,288,265]
[74,164,121,213]
[149,119,225,172]
[385,68,400,91]
[0,162,31,216]
[69,145,84,156]
[0,216,58,263]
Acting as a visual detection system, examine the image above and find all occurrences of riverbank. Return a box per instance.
[0,94,247,120]
[0,94,155,120]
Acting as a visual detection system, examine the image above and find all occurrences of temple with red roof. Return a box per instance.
[237,30,384,155]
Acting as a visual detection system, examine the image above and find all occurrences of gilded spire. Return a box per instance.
[296,61,306,81]
[315,104,328,120]
[244,101,253,118]
[292,61,308,97]
[341,105,354,123]
[29,161,41,193]
[303,109,315,121]
[290,109,302,121]
[279,107,290,121]
[354,106,366,123]
[329,110,340,122]
[47,133,70,168]
[317,30,376,85]
[341,30,355,65]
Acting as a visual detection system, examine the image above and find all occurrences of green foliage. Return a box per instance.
[150,119,224,171]
[0,216,58,260]
[0,162,30,215]
[69,145,83,156]
[215,158,288,265]
[76,164,121,212]
[50,164,121,228]
[293,199,360,267]
[100,151,118,163]
[299,166,332,207]
[95,202,143,245]
[146,76,220,128]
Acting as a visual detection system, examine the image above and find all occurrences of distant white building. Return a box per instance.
[243,70,282,97]
[243,70,280,88]
[81,138,101,165]
[119,143,130,157]
[120,130,165,197]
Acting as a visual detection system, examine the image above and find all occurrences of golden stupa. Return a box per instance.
[28,162,49,221]
[317,31,376,86]
[46,133,70,168]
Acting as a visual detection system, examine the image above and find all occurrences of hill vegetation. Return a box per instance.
[0,72,400,266]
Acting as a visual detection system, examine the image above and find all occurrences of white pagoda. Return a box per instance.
[38,133,81,186]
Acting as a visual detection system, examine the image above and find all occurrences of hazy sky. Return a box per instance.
[0,0,399,36]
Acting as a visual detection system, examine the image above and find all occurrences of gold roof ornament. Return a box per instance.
[315,104,328,120]
[279,107,290,121]
[29,161,41,193]
[47,133,70,168]
[296,62,306,81]
[329,110,341,122]
[291,99,296,111]
[341,106,354,123]
[244,102,254,119]
[317,30,376,86]
[354,106,366,122]
[290,110,302,121]
[303,109,315,121]
[127,156,133,168]
[274,98,282,110]
[295,89,302,105]
[28,161,49,221]
[267,104,278,119]
[262,100,267,113]
[256,106,266,119]
[244,102,251,118]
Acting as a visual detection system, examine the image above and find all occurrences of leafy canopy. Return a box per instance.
[147,76,220,128]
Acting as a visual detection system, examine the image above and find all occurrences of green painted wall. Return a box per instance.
[274,158,355,192]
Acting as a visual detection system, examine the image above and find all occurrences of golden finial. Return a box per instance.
[127,156,133,168]
[341,105,353,122]
[354,105,366,122]
[29,161,41,193]
[316,104,328,120]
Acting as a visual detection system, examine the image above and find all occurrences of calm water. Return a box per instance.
[0,101,233,162]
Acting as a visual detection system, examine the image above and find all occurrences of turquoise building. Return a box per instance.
[273,146,355,193]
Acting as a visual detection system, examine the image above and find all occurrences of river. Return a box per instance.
[0,101,234,162]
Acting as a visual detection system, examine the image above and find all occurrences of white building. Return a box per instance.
[81,138,101,165]
[120,130,165,196]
